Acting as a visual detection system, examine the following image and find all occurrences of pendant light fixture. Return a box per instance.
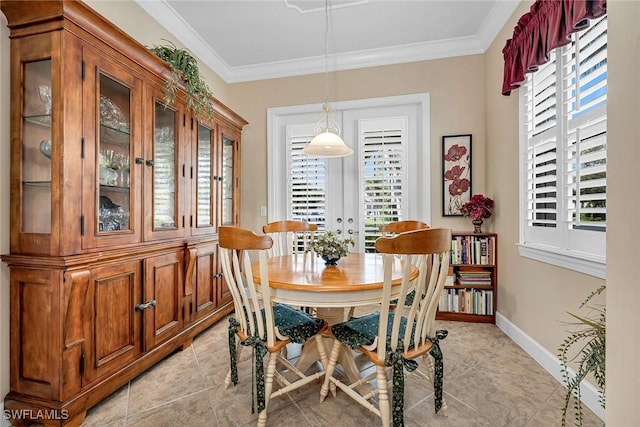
[302,0,353,158]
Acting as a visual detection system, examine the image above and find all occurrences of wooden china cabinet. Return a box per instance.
[0,1,246,425]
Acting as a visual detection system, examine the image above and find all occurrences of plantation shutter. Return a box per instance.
[360,117,407,252]
[287,125,327,230]
[524,56,558,228]
[562,15,607,231]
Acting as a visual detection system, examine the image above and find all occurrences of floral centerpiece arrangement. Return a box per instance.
[310,231,355,265]
[460,194,494,233]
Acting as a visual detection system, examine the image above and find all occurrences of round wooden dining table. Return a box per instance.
[252,252,417,384]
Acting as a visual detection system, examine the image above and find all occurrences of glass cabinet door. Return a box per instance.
[152,101,179,230]
[22,60,52,234]
[98,74,132,233]
[221,131,237,226]
[196,123,214,230]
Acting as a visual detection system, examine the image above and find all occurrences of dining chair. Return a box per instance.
[346,220,430,319]
[320,228,451,427]
[262,220,318,257]
[379,219,429,235]
[219,226,331,427]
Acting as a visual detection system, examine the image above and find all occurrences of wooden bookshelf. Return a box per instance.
[436,232,497,323]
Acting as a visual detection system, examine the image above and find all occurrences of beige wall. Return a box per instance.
[2,1,639,424]
[605,1,640,424]
[485,1,605,357]
[229,56,488,234]
[484,1,639,424]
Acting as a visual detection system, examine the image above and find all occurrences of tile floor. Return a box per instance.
[78,311,604,427]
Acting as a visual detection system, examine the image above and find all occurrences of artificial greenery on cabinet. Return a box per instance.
[150,40,215,120]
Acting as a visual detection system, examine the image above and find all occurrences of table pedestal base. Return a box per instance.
[295,307,371,394]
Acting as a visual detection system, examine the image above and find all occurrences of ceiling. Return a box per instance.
[135,0,520,83]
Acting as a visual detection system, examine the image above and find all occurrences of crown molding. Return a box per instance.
[135,0,517,83]
[476,0,521,50]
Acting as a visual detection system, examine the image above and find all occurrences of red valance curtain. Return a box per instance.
[502,0,606,95]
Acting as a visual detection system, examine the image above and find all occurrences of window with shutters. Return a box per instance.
[360,118,407,252]
[519,15,607,278]
[289,128,327,230]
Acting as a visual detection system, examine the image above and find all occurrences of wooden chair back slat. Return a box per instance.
[263,220,318,257]
[379,220,429,235]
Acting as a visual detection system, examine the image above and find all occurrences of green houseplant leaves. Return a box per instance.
[150,40,215,120]
[558,285,605,427]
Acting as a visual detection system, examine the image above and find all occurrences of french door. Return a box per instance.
[269,94,430,253]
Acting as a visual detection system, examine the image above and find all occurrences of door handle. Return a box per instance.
[348,229,359,235]
[135,299,157,311]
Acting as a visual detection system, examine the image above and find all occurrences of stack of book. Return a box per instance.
[457,269,492,286]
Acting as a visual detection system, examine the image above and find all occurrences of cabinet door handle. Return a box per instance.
[135,157,144,164]
[135,299,157,311]
[145,159,155,167]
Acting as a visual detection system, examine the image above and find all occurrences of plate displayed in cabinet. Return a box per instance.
[100,95,129,132]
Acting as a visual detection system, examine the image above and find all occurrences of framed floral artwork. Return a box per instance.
[442,134,472,216]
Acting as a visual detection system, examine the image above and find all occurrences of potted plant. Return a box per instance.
[150,40,215,120]
[460,194,494,233]
[310,231,354,265]
[558,285,605,427]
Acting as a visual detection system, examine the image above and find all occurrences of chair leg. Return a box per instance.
[258,351,279,427]
[375,365,391,427]
[320,339,342,401]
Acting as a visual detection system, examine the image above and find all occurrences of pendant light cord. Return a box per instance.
[323,0,330,129]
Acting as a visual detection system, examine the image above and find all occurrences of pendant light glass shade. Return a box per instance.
[302,0,353,158]
[303,101,353,158]
[303,131,353,158]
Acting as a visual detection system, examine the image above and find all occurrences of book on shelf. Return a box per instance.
[450,234,495,266]
[438,288,494,315]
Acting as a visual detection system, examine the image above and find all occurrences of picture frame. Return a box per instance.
[442,134,472,216]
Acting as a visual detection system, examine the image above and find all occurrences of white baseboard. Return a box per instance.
[496,311,605,422]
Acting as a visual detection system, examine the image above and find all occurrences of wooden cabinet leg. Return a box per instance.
[180,337,193,350]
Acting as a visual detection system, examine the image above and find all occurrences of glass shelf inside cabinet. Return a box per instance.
[98,73,132,233]
[21,59,52,234]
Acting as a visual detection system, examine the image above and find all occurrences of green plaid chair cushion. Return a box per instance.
[273,303,325,342]
[332,311,414,350]
[388,289,416,309]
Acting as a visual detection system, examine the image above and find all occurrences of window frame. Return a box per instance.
[518,18,607,279]
[267,93,430,227]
